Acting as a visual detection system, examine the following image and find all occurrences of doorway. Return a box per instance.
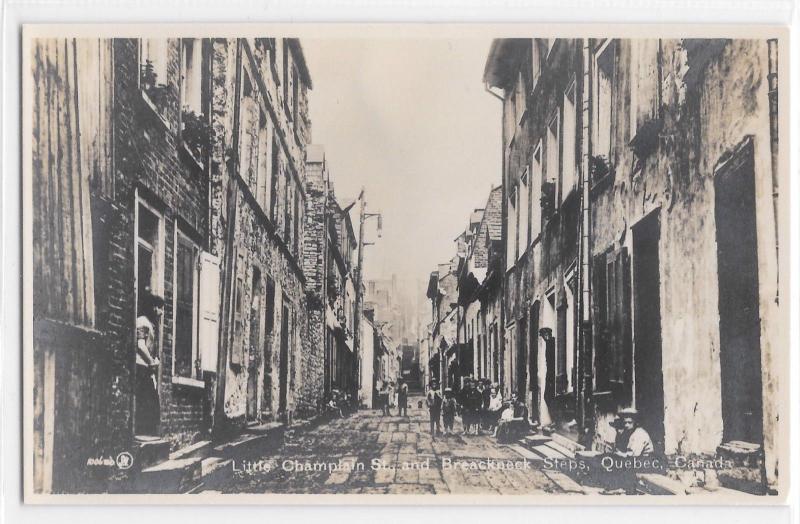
[632,211,665,453]
[517,313,528,400]
[279,303,290,416]
[246,269,261,423]
[262,278,275,417]
[714,138,763,444]
[529,302,540,423]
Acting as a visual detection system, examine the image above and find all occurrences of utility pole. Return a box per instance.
[353,188,381,407]
[577,38,594,435]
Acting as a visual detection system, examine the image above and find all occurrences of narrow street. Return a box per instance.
[202,395,569,495]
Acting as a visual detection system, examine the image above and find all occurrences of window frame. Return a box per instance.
[531,141,543,241]
[561,77,578,202]
[172,225,202,383]
[593,39,617,165]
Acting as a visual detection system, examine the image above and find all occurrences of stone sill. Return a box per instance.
[139,90,173,133]
[171,375,204,389]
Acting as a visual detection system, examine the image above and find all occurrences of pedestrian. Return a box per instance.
[467,379,483,434]
[459,378,471,435]
[480,378,491,430]
[135,292,163,436]
[485,386,502,432]
[615,408,654,457]
[426,382,443,439]
[379,381,391,416]
[442,388,457,435]
[398,380,409,417]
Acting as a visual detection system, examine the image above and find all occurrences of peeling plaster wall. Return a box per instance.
[589,39,779,485]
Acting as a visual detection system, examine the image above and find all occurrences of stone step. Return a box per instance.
[135,455,205,493]
[550,432,585,454]
[532,444,569,460]
[169,439,212,461]
[523,434,552,447]
[213,430,282,458]
[541,469,586,494]
[133,437,170,469]
[506,443,543,461]
[542,439,577,459]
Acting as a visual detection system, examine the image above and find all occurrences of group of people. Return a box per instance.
[425,377,530,441]
[323,389,358,418]
[377,379,409,417]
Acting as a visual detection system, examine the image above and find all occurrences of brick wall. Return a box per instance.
[113,38,210,450]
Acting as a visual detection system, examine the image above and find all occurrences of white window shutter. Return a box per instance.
[198,251,221,372]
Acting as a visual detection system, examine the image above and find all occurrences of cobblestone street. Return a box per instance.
[202,395,571,495]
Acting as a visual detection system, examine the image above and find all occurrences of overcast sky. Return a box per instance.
[303,38,502,290]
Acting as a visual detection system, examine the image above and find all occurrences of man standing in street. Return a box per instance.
[426,381,442,439]
[397,379,409,417]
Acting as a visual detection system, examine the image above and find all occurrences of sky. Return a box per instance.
[303,38,502,291]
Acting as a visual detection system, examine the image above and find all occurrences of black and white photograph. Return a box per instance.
[22,24,789,502]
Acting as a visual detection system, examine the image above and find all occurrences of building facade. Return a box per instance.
[30,36,322,493]
[482,37,782,492]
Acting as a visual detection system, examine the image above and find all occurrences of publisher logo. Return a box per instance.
[116,452,134,470]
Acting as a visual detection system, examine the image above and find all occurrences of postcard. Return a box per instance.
[22,23,790,504]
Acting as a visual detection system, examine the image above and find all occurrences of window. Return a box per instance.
[174,230,200,379]
[256,110,271,212]
[519,167,530,252]
[231,253,246,367]
[180,39,203,114]
[284,172,293,244]
[293,187,301,257]
[531,144,543,240]
[592,248,632,399]
[283,41,294,121]
[136,198,164,302]
[292,67,300,124]
[239,71,259,187]
[506,188,517,270]
[594,40,616,164]
[562,80,577,201]
[140,39,168,89]
[545,112,560,210]
[629,40,660,140]
[270,137,280,222]
[515,71,526,125]
[531,40,542,93]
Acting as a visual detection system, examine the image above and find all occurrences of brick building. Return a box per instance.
[30,36,320,493]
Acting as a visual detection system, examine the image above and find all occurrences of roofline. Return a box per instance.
[483,38,528,89]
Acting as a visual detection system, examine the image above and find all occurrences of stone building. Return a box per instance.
[485,38,585,434]
[586,38,781,492]
[304,145,358,400]
[206,38,314,430]
[456,186,504,390]
[483,37,782,492]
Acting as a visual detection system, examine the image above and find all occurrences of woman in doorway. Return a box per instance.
[135,292,163,436]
